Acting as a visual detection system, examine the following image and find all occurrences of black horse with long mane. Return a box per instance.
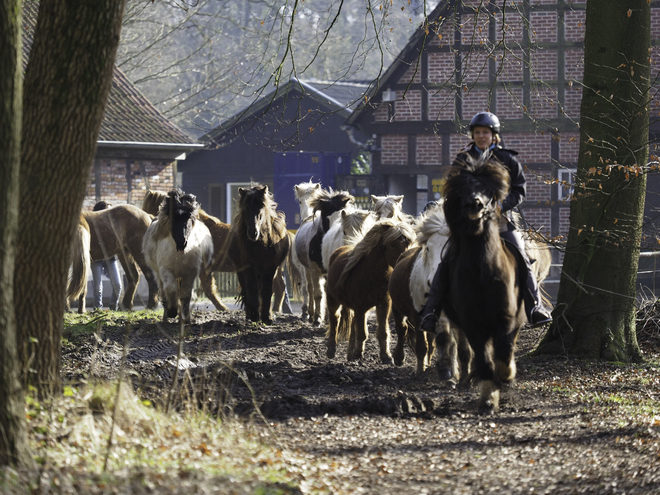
[435,155,528,414]
[228,184,290,324]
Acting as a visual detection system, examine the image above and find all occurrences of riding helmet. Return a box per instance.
[469,112,500,135]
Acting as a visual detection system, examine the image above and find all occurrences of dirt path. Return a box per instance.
[62,308,660,494]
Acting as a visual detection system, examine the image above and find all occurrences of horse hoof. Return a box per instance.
[381,356,394,365]
[437,367,453,381]
[262,318,273,325]
[312,319,322,327]
[478,401,497,415]
[327,348,336,359]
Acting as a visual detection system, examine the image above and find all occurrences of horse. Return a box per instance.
[143,189,300,313]
[290,180,324,319]
[371,194,414,223]
[321,208,377,272]
[227,184,290,324]
[293,188,355,325]
[433,154,534,414]
[388,203,474,381]
[143,189,213,324]
[66,215,91,313]
[325,220,416,363]
[82,204,159,310]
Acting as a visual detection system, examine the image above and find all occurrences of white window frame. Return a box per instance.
[226,182,252,224]
[557,168,576,201]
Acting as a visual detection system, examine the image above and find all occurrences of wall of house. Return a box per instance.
[366,0,660,277]
[83,158,175,210]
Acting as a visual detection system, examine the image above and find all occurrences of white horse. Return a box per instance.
[321,208,377,272]
[290,181,323,320]
[143,189,213,324]
[371,194,414,223]
[294,188,354,325]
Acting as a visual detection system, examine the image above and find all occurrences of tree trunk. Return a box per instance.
[15,0,126,395]
[0,0,31,467]
[537,0,650,362]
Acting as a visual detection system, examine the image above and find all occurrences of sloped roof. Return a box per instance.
[346,1,455,126]
[202,78,369,144]
[22,1,199,149]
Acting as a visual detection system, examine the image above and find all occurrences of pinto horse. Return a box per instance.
[293,188,354,325]
[143,190,213,323]
[82,204,159,310]
[326,220,416,363]
[227,184,290,324]
[321,208,377,272]
[434,155,531,414]
[389,204,472,378]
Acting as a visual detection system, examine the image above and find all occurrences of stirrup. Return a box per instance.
[419,313,439,333]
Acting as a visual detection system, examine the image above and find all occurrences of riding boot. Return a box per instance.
[419,263,444,333]
[501,230,552,327]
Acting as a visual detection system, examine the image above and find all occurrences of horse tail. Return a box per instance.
[67,217,91,301]
[336,306,353,342]
[285,231,303,300]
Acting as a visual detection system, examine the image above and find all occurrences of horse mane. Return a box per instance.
[414,203,450,245]
[234,184,288,244]
[444,154,510,204]
[142,189,167,216]
[152,189,200,241]
[308,188,355,213]
[337,220,416,287]
[342,209,373,234]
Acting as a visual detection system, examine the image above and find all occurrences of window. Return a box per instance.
[557,168,576,201]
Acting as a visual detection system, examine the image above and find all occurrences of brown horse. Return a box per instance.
[326,220,416,363]
[227,184,290,324]
[67,215,91,313]
[143,190,298,313]
[82,204,158,310]
[433,155,531,414]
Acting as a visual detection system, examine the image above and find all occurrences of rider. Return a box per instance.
[419,111,552,330]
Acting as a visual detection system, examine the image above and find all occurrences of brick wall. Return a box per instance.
[530,11,558,43]
[84,158,174,210]
[503,133,552,163]
[393,89,422,121]
[428,89,455,120]
[523,208,552,235]
[416,134,443,166]
[381,135,408,165]
[559,132,580,163]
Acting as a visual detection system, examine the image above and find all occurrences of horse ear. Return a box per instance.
[371,195,378,204]
[395,195,404,204]
[341,210,347,218]
[314,183,321,190]
[263,185,269,194]
[239,187,246,198]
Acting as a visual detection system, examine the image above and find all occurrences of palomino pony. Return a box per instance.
[143,189,298,313]
[433,155,532,414]
[67,215,91,313]
[326,220,416,363]
[294,188,354,325]
[82,204,159,310]
[388,203,467,376]
[143,189,213,323]
[227,184,290,324]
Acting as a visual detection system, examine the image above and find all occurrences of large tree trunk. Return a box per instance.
[0,0,31,467]
[15,0,126,395]
[537,0,650,362]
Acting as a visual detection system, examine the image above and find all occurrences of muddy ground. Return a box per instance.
[62,305,660,494]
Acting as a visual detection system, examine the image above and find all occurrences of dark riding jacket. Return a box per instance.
[454,143,526,214]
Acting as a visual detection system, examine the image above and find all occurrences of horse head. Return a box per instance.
[294,181,322,220]
[310,189,355,231]
[443,155,510,236]
[163,189,200,252]
[372,194,404,220]
[238,184,273,242]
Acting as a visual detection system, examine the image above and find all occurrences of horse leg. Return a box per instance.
[304,268,315,322]
[160,272,178,321]
[133,251,159,310]
[375,300,393,365]
[326,295,341,359]
[271,266,285,313]
[469,340,499,415]
[434,317,458,381]
[493,326,520,384]
[311,270,325,326]
[350,311,368,361]
[391,308,408,367]
[259,268,278,324]
[117,254,139,311]
[455,328,473,391]
[199,270,229,312]
[240,270,260,323]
